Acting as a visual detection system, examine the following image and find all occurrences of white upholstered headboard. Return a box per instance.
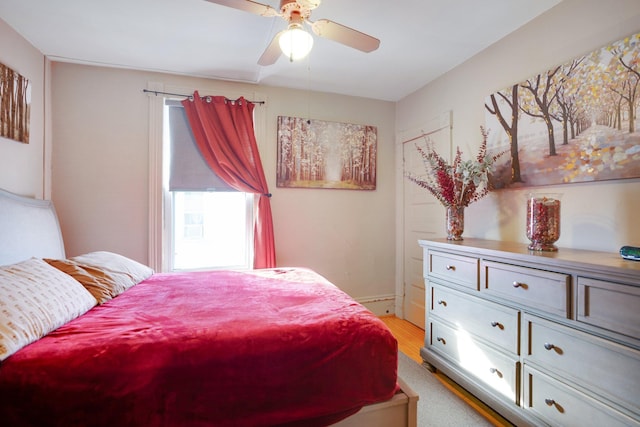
[0,188,66,265]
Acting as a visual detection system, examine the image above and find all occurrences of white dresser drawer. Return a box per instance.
[427,250,479,290]
[524,314,640,415]
[482,260,570,317]
[524,365,639,427]
[429,319,518,403]
[420,239,640,427]
[578,277,640,340]
[430,284,519,354]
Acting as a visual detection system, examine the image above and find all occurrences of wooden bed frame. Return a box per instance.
[334,377,418,426]
[0,187,418,427]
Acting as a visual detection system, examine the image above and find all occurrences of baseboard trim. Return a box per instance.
[356,294,396,316]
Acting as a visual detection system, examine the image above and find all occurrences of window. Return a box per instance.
[163,100,254,271]
[171,191,252,270]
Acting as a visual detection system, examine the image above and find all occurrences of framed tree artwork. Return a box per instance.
[484,32,639,189]
[276,116,377,190]
[0,62,30,144]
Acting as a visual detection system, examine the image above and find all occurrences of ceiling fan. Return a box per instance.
[205,0,380,65]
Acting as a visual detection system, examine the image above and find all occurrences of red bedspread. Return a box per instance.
[0,268,398,427]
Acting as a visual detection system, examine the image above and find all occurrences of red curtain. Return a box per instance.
[181,91,276,269]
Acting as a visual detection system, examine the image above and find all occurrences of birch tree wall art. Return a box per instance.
[0,62,30,144]
[277,116,377,190]
[485,32,639,189]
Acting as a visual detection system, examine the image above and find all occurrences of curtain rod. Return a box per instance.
[142,89,265,105]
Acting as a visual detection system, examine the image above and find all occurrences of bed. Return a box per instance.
[0,188,417,427]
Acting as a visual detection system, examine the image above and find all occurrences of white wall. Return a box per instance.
[50,63,396,305]
[0,18,47,198]
[264,89,396,309]
[396,0,640,252]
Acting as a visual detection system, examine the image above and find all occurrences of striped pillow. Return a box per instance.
[0,258,97,361]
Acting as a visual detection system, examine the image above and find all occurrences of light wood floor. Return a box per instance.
[380,316,513,427]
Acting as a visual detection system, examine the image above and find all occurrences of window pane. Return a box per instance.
[172,191,250,270]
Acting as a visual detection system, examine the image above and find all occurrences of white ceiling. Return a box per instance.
[0,0,561,101]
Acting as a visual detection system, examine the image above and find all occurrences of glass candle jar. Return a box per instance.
[526,193,561,251]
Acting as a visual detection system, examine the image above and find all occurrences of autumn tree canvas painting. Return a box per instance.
[277,116,377,190]
[0,62,30,144]
[485,32,639,189]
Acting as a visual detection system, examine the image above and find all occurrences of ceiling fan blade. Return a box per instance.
[205,0,279,17]
[258,31,284,66]
[311,19,380,52]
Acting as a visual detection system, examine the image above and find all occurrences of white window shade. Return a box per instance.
[166,101,236,192]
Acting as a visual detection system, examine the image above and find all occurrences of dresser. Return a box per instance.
[419,238,640,427]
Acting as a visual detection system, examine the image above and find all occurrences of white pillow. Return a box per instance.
[45,251,154,304]
[0,258,97,361]
[70,251,154,298]
[71,251,154,284]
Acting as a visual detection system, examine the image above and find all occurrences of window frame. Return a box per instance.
[146,84,266,272]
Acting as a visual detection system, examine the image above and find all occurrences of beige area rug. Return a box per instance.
[397,351,495,427]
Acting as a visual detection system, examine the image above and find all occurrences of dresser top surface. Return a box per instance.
[419,238,640,278]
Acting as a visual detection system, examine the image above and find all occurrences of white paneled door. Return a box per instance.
[400,113,451,329]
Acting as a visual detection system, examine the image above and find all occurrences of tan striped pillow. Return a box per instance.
[0,258,97,361]
[43,258,115,304]
[45,251,154,304]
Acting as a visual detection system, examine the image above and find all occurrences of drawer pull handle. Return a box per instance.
[544,343,555,351]
[512,281,525,288]
[544,398,555,406]
[489,367,503,377]
[436,336,446,345]
[437,299,446,306]
[445,265,455,271]
[490,321,503,329]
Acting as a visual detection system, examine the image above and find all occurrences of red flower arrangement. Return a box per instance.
[406,127,505,209]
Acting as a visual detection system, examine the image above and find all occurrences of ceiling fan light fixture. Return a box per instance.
[278,24,314,61]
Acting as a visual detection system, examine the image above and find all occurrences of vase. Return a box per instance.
[446,206,464,241]
[526,193,561,251]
